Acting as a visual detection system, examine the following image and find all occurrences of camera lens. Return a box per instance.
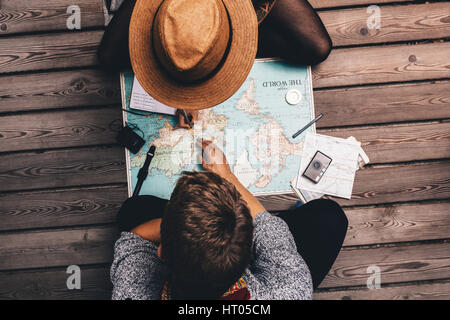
[313,161,321,169]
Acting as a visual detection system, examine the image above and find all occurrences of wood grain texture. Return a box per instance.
[319,2,450,46]
[0,69,121,113]
[346,162,450,206]
[319,121,450,164]
[0,30,102,73]
[314,279,450,300]
[0,185,127,231]
[2,185,448,246]
[313,42,450,88]
[1,103,448,163]
[0,106,122,152]
[0,266,111,300]
[0,129,448,205]
[1,226,447,289]
[259,161,450,211]
[314,80,450,127]
[0,0,449,301]
[1,71,448,126]
[1,29,449,83]
[310,0,414,9]
[0,146,126,192]
[0,0,420,39]
[2,267,449,300]
[0,0,105,35]
[319,242,450,288]
[0,226,117,270]
[344,202,450,246]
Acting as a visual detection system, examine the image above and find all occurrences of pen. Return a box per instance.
[292,113,324,139]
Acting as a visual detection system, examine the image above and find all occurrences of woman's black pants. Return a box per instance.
[117,196,348,290]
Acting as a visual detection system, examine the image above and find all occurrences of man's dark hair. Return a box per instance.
[160,171,253,299]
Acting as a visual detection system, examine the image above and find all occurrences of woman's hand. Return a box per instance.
[176,110,199,129]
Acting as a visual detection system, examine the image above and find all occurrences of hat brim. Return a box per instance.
[129,0,258,110]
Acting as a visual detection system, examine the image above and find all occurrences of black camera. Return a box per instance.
[302,151,332,184]
[116,125,145,154]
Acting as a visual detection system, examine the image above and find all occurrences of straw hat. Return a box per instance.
[129,0,277,110]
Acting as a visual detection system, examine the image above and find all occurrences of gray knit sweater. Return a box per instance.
[110,211,313,300]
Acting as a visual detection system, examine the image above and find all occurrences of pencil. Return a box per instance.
[292,113,324,139]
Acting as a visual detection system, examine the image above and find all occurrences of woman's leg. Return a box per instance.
[277,199,348,289]
[97,0,137,72]
[99,0,330,70]
[257,0,332,64]
[117,195,168,232]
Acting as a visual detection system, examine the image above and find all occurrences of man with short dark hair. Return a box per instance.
[160,171,254,299]
[111,140,347,300]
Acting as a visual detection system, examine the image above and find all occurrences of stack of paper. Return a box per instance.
[292,133,369,201]
[130,76,177,115]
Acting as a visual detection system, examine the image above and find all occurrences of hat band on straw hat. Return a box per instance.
[129,0,259,110]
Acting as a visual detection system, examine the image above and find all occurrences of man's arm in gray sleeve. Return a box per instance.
[246,211,313,300]
[110,232,165,300]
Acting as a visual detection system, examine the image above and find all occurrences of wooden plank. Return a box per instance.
[0,226,117,271]
[1,93,449,161]
[0,106,122,152]
[1,226,448,290]
[310,0,414,9]
[0,185,127,231]
[259,161,450,211]
[345,161,450,206]
[2,186,447,246]
[314,80,450,127]
[313,42,450,88]
[1,72,448,127]
[319,121,450,164]
[0,0,438,45]
[0,266,111,300]
[344,202,450,246]
[3,268,450,300]
[314,279,450,300]
[0,148,446,206]
[0,146,126,192]
[320,2,450,47]
[0,0,105,35]
[1,29,449,83]
[0,30,102,73]
[0,69,121,113]
[319,242,450,288]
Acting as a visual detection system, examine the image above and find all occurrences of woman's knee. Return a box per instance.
[310,36,332,64]
[308,199,348,232]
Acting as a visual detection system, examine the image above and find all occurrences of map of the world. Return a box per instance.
[121,59,315,199]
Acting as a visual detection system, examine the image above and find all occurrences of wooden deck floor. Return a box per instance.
[0,0,449,300]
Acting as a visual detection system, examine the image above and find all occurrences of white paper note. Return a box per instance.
[296,133,361,199]
[130,76,177,115]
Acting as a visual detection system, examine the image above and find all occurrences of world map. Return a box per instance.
[121,59,315,199]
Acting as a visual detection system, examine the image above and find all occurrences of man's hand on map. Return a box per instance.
[176,110,199,129]
[198,139,266,218]
[198,139,233,181]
